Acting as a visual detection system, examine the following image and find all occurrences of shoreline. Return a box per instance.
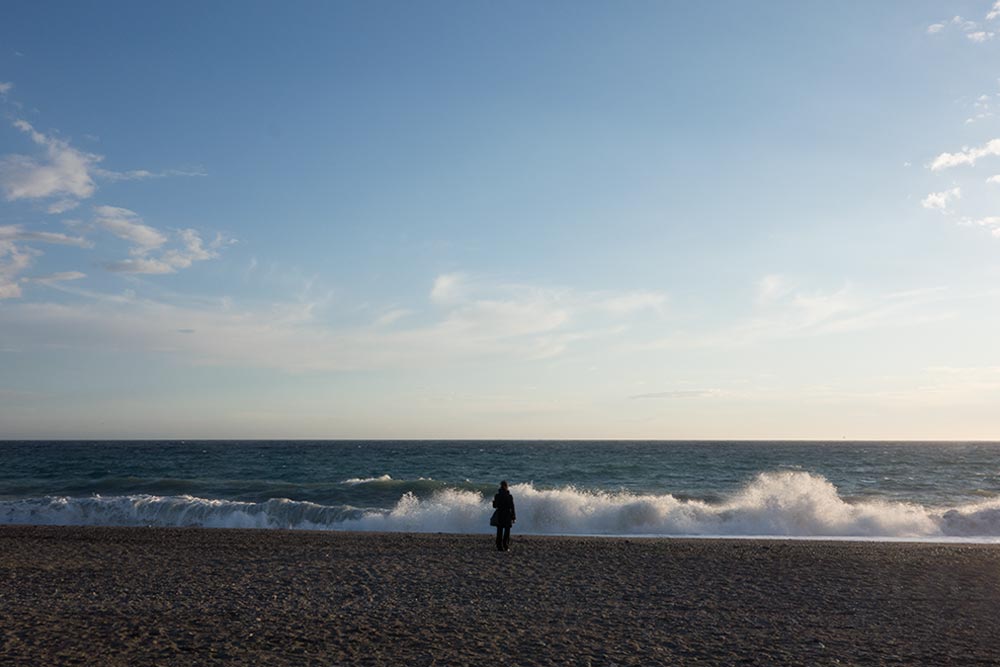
[4,521,1000,544]
[3,525,1000,665]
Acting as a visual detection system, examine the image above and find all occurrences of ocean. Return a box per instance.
[2,440,1000,542]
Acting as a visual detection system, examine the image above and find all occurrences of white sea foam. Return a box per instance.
[340,474,394,485]
[3,472,1000,541]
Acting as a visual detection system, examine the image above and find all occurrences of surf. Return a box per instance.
[4,471,1000,541]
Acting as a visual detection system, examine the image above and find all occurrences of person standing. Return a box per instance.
[492,480,516,551]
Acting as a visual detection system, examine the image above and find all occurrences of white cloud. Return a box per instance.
[0,224,92,248]
[988,1,1000,21]
[987,175,1000,185]
[930,138,1000,171]
[928,11,999,40]
[0,120,100,202]
[93,205,167,251]
[921,187,961,210]
[0,82,12,94]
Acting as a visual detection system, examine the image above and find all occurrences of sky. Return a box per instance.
[1,1,1000,440]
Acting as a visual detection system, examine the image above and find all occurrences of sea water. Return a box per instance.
[2,440,1000,542]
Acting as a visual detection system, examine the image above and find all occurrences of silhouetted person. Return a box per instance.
[492,480,516,551]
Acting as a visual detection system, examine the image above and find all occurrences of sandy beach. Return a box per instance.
[2,526,999,666]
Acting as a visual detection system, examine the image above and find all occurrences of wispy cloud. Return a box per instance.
[0,240,34,299]
[756,274,793,304]
[989,0,1000,21]
[373,308,412,326]
[93,205,167,251]
[94,166,207,182]
[0,274,668,371]
[596,291,667,316]
[965,93,996,124]
[46,199,80,214]
[962,216,1000,237]
[0,82,12,94]
[0,224,95,299]
[987,174,1000,185]
[105,230,218,274]
[93,206,220,275]
[0,224,92,248]
[430,272,467,304]
[27,271,87,285]
[640,279,950,350]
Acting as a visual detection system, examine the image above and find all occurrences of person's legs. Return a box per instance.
[502,526,511,551]
[496,525,504,551]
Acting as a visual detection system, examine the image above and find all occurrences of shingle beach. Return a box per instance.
[2,526,999,666]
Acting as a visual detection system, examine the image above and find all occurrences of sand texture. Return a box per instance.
[2,526,1000,666]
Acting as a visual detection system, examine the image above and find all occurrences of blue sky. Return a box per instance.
[2,1,1000,439]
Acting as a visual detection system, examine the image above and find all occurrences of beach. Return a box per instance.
[2,527,999,666]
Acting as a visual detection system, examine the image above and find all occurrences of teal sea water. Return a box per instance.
[2,441,1000,541]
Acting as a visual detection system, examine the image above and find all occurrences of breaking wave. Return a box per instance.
[3,472,1000,541]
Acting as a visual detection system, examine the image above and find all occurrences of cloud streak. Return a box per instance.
[93,205,167,251]
[0,224,92,248]
[640,279,950,350]
[629,390,720,400]
[0,274,668,371]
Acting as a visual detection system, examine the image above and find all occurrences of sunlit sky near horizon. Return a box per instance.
[2,1,1000,440]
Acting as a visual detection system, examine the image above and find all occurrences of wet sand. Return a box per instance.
[2,526,999,666]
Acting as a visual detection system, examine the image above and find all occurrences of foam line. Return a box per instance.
[3,472,1000,539]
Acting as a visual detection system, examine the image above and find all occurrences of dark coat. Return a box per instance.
[492,488,516,528]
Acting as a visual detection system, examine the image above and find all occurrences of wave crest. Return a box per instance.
[3,471,1000,540]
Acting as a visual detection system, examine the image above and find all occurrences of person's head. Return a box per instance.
[500,480,508,490]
